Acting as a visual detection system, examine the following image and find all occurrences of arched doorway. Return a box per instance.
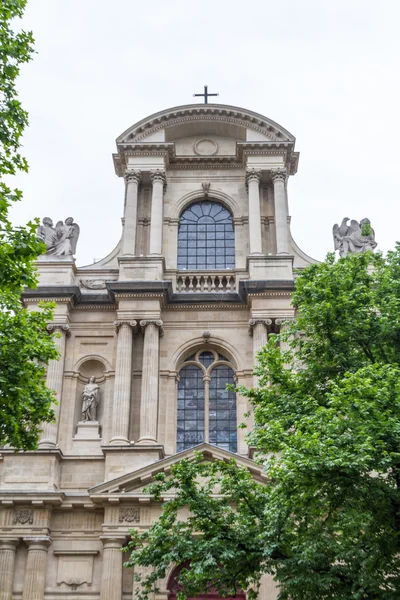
[168,564,246,600]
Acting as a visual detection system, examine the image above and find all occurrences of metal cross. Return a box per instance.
[193,85,219,104]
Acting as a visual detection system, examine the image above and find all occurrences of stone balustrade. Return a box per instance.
[176,272,236,293]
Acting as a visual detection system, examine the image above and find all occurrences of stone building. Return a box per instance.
[0,103,316,600]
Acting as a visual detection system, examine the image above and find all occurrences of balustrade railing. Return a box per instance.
[176,272,236,293]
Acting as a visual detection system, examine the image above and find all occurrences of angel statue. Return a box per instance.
[38,217,80,256]
[333,217,377,257]
[37,217,57,248]
[81,376,100,422]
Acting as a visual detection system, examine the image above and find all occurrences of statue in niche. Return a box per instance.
[81,376,100,421]
[333,217,377,257]
[37,217,80,256]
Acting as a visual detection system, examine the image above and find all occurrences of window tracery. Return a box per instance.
[177,201,235,270]
[177,350,237,453]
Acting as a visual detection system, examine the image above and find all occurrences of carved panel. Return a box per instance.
[54,551,98,588]
[119,507,140,523]
[13,509,33,525]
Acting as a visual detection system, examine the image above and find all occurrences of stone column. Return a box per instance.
[271,168,289,255]
[109,320,137,445]
[246,168,262,255]
[248,319,272,385]
[122,169,141,256]
[39,324,70,448]
[137,320,163,444]
[275,318,295,352]
[22,538,51,600]
[0,539,19,600]
[99,537,125,600]
[149,169,166,256]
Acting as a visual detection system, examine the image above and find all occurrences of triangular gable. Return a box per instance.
[89,443,267,501]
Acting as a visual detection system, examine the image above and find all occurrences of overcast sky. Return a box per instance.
[10,0,400,267]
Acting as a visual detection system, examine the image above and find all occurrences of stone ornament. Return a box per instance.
[114,320,138,333]
[150,169,167,189]
[139,319,164,336]
[202,330,211,343]
[37,217,80,256]
[245,168,262,189]
[124,169,141,185]
[270,168,287,183]
[81,376,100,422]
[248,318,273,336]
[13,509,34,525]
[333,218,377,257]
[46,323,71,336]
[193,138,218,156]
[79,279,117,290]
[202,182,211,197]
[119,507,140,523]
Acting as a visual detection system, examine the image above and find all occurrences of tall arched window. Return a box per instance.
[177,201,235,270]
[177,350,237,453]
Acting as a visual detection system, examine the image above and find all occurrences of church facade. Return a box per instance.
[0,103,316,600]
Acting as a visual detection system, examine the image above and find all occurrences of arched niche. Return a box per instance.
[73,358,107,431]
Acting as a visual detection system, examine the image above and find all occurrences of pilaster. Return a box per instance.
[99,537,125,600]
[271,168,289,255]
[248,319,272,385]
[122,169,141,256]
[245,168,262,255]
[0,539,19,600]
[137,320,164,445]
[39,323,70,448]
[149,169,166,256]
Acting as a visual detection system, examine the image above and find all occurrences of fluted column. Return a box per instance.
[248,319,272,385]
[0,539,19,600]
[246,168,262,255]
[271,168,289,255]
[109,320,136,445]
[100,537,125,600]
[275,317,295,352]
[22,538,51,600]
[39,324,70,448]
[137,320,163,444]
[149,169,166,255]
[122,169,141,256]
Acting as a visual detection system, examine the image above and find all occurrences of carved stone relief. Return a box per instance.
[119,507,140,523]
[13,509,33,525]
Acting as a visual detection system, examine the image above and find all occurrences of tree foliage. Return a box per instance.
[125,248,400,600]
[0,0,58,449]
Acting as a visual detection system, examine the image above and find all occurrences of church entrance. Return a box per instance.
[167,564,246,600]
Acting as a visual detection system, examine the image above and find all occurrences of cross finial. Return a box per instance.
[193,85,219,104]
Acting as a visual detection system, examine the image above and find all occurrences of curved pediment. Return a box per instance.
[116,104,295,145]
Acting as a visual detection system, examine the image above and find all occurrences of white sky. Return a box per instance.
[10,0,400,267]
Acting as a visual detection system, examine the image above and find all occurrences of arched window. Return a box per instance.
[177,350,237,453]
[177,201,235,270]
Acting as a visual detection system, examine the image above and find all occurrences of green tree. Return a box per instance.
[125,249,400,600]
[0,0,58,449]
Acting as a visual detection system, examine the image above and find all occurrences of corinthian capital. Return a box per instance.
[245,168,262,189]
[46,323,71,336]
[139,319,164,337]
[270,168,287,183]
[124,169,141,185]
[248,318,272,336]
[150,169,167,190]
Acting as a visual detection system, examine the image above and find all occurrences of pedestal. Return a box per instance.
[74,421,101,440]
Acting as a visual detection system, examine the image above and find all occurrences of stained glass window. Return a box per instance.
[177,202,235,270]
[177,352,237,453]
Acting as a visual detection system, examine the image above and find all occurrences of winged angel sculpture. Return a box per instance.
[37,217,80,256]
[333,217,377,257]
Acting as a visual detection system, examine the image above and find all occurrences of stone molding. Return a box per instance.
[123,169,141,185]
[46,323,71,337]
[24,536,52,549]
[245,168,262,190]
[139,319,164,337]
[270,168,287,183]
[113,320,137,333]
[150,169,167,189]
[248,318,273,336]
